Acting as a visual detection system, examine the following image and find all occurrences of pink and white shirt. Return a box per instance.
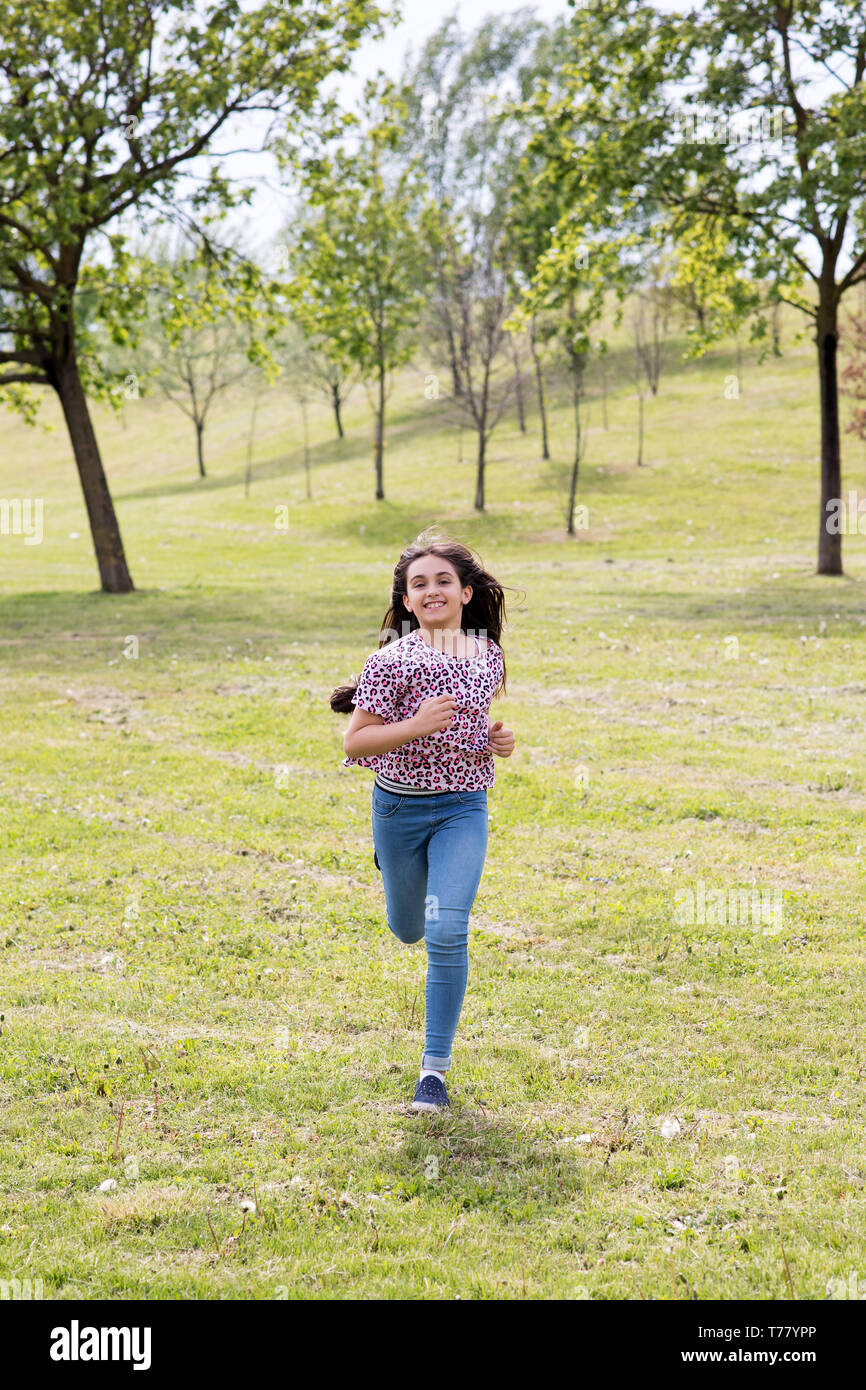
[343,628,504,791]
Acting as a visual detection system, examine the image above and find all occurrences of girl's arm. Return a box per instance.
[344,695,456,758]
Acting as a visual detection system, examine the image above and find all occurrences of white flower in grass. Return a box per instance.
[660,1117,681,1140]
[97,1178,118,1192]
[239,1198,257,1214]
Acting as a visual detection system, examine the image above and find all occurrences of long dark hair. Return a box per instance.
[330,534,509,713]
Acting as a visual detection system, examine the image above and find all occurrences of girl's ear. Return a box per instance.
[462,585,473,606]
[402,593,412,611]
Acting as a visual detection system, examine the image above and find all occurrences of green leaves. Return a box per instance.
[0,0,384,408]
[284,82,428,384]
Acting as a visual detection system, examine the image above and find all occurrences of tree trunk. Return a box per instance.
[510,336,525,432]
[332,382,344,439]
[474,432,486,511]
[634,328,645,466]
[374,359,385,500]
[302,397,312,500]
[529,318,550,460]
[447,319,463,398]
[601,356,608,430]
[195,419,206,478]
[567,351,584,535]
[636,391,644,467]
[53,355,134,593]
[650,310,661,395]
[244,394,260,498]
[817,294,843,575]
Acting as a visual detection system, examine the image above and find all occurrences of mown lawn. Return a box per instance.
[1,310,865,1299]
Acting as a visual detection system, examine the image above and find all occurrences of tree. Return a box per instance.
[425,204,519,511]
[143,249,273,479]
[275,233,357,439]
[504,76,626,531]
[302,342,356,440]
[503,162,560,461]
[0,0,383,591]
[285,81,427,501]
[274,317,324,498]
[562,301,591,535]
[399,10,548,403]
[521,0,866,575]
[631,273,670,466]
[503,13,632,499]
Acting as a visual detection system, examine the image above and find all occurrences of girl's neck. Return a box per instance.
[416,624,475,658]
[416,622,461,646]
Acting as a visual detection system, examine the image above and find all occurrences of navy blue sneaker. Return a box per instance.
[411,1073,449,1112]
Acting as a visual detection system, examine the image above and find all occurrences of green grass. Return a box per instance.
[1,307,865,1299]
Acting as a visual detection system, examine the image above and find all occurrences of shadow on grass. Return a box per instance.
[113,395,466,506]
[392,1102,591,1218]
[113,434,359,503]
[0,569,860,670]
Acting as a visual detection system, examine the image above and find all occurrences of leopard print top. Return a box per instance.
[342,629,504,790]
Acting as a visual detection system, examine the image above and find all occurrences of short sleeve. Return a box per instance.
[352,647,403,722]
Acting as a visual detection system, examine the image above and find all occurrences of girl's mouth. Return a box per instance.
[424,601,445,610]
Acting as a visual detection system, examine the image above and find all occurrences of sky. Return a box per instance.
[216,0,574,256]
[350,0,570,83]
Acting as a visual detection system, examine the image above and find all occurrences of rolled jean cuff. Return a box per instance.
[422,1052,451,1072]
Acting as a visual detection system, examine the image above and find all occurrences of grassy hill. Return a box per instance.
[1,305,865,1299]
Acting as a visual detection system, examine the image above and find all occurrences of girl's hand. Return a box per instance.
[411,694,457,737]
[488,719,515,757]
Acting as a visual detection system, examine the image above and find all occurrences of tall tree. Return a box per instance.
[274,237,357,439]
[425,203,518,511]
[521,0,866,575]
[285,81,427,501]
[0,0,383,591]
[400,10,550,402]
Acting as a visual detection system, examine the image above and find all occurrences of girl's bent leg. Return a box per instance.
[422,792,488,1072]
[371,789,428,945]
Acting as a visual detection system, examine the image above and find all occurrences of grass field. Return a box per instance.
[1,309,865,1299]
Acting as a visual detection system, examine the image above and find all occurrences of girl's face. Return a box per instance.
[403,555,472,630]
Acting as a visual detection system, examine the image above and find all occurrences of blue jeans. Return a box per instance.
[371,784,488,1073]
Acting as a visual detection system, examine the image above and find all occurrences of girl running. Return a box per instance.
[331,536,515,1111]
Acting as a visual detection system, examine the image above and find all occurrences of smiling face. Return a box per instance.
[403,554,473,631]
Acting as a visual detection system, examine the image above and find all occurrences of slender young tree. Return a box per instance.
[146,254,270,479]
[399,10,550,401]
[285,81,427,501]
[275,233,357,438]
[425,202,520,511]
